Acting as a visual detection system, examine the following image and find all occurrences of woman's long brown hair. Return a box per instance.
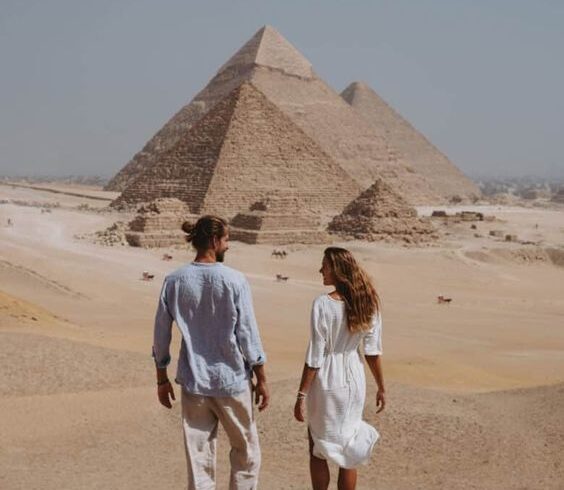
[324,247,380,332]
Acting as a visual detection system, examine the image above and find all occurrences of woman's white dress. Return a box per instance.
[305,294,383,469]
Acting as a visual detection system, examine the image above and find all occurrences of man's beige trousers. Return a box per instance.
[181,385,261,490]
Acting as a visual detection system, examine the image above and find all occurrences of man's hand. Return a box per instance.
[376,389,386,413]
[294,398,305,422]
[158,381,176,409]
[253,380,270,411]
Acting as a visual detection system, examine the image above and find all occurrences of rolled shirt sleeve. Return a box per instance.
[152,279,174,368]
[363,312,383,356]
[234,278,266,367]
[305,299,326,368]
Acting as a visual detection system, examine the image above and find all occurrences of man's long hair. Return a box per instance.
[182,215,228,251]
[324,247,380,333]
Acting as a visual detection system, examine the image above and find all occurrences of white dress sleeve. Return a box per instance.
[305,299,326,368]
[363,312,383,355]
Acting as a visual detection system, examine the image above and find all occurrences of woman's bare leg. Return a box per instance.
[308,430,330,490]
[337,467,357,490]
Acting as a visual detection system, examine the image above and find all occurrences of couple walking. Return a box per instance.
[153,216,386,490]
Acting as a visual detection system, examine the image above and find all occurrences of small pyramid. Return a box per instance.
[341,81,480,202]
[328,179,436,243]
[113,82,361,222]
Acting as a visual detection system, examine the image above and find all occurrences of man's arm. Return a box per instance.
[251,364,269,411]
[235,280,267,365]
[153,280,176,409]
[235,279,269,410]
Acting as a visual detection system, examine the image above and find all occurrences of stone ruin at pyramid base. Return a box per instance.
[328,216,437,244]
[230,227,330,245]
[125,230,187,248]
[124,198,196,248]
[229,196,331,245]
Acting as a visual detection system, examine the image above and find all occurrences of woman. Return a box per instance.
[294,247,386,490]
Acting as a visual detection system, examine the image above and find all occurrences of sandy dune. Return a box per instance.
[1,185,563,489]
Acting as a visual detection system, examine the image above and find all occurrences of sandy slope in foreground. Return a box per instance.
[1,186,563,489]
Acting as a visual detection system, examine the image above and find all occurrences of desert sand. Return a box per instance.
[1,184,563,489]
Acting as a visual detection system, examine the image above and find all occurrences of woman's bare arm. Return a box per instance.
[294,364,319,422]
[365,355,386,413]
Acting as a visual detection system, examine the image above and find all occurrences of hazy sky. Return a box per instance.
[1,0,563,179]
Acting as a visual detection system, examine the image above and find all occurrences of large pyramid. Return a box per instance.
[107,25,444,204]
[113,82,361,220]
[328,179,437,243]
[341,81,480,202]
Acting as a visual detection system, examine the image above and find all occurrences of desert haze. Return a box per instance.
[1,182,563,489]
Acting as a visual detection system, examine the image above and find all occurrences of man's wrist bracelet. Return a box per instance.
[297,391,307,399]
[157,379,170,386]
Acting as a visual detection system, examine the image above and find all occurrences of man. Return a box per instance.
[152,215,269,490]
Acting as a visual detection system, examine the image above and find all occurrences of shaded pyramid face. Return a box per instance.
[328,178,436,242]
[114,82,361,219]
[107,25,442,205]
[341,81,480,202]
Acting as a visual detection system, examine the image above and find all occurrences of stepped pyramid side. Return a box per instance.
[124,198,196,248]
[329,179,437,243]
[341,81,480,202]
[112,90,239,210]
[230,195,330,244]
[113,82,361,220]
[107,26,442,204]
[105,25,313,191]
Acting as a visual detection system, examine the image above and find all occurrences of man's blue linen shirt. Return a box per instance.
[152,262,266,397]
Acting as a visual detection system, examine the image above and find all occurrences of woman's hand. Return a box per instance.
[294,397,306,422]
[376,389,386,413]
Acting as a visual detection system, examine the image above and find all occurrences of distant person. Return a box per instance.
[294,247,385,490]
[7,218,12,226]
[153,215,269,490]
